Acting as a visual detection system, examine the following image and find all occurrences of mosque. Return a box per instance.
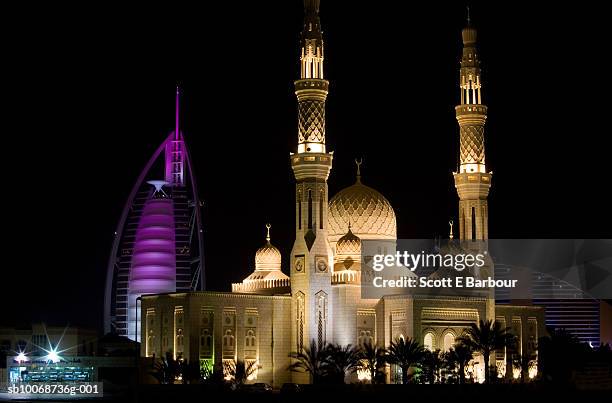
[136,0,545,385]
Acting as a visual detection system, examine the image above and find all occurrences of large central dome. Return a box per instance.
[328,178,397,244]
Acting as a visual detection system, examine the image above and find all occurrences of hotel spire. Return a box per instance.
[175,85,180,141]
[165,86,186,186]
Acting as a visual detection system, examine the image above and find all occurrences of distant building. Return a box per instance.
[601,301,612,346]
[0,324,96,384]
[496,264,601,346]
[1,324,136,386]
[104,87,205,341]
[0,323,98,359]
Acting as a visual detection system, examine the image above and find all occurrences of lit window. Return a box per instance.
[424,333,434,351]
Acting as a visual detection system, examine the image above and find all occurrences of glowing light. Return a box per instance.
[46,350,60,363]
[497,362,506,378]
[16,352,28,363]
[357,365,371,382]
[470,355,485,383]
[31,325,72,364]
[528,361,538,379]
[298,143,325,154]
[460,163,486,174]
[127,193,177,341]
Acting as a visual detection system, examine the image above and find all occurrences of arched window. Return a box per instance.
[297,191,302,230]
[471,206,476,240]
[223,329,234,347]
[146,335,155,357]
[424,333,434,351]
[296,292,305,352]
[246,329,256,348]
[307,190,313,229]
[315,291,328,348]
[443,332,455,352]
[319,190,324,229]
[358,330,372,348]
[200,329,212,349]
[176,328,184,347]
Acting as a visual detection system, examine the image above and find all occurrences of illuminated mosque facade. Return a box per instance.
[122,0,545,385]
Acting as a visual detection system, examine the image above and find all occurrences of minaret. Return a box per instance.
[290,0,333,362]
[453,12,496,329]
[453,14,492,241]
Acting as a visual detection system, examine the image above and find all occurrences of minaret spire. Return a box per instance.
[453,14,491,241]
[304,0,320,13]
[295,0,327,154]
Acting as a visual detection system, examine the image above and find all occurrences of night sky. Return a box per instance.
[3,1,610,331]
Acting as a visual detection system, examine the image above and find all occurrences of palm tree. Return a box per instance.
[458,319,513,384]
[386,337,424,384]
[326,344,361,384]
[223,360,258,386]
[446,342,474,384]
[538,328,590,383]
[177,360,202,384]
[289,340,330,384]
[421,349,444,384]
[150,351,179,384]
[358,342,387,384]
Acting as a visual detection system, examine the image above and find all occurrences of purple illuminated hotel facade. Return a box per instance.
[104,88,205,341]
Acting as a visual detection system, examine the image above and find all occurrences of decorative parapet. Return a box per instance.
[331,270,361,285]
[231,278,291,293]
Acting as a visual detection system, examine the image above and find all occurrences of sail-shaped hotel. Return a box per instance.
[104,88,205,340]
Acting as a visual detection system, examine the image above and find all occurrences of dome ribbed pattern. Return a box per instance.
[336,228,361,256]
[328,181,396,241]
[255,241,282,271]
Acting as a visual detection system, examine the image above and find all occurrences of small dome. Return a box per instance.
[336,226,361,256]
[255,224,281,271]
[328,178,396,243]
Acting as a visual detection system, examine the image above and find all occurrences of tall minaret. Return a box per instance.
[453,14,492,241]
[290,0,333,363]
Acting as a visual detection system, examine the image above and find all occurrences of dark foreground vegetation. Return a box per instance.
[132,383,610,403]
